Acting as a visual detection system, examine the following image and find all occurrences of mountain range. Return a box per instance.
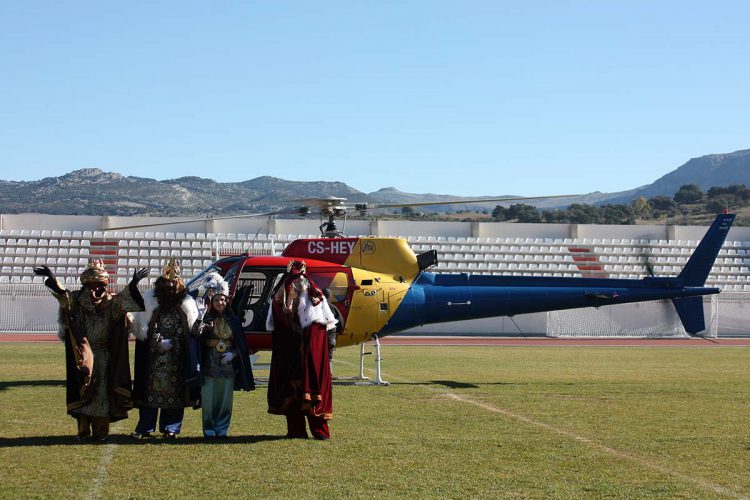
[1,149,749,216]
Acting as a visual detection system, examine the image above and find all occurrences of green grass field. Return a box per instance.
[1,343,749,499]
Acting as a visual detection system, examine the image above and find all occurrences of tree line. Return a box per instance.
[490,184,750,224]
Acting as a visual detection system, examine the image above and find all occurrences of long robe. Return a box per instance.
[131,293,201,409]
[266,273,334,420]
[54,286,141,421]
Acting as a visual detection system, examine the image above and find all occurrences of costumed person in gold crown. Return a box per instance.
[192,272,255,438]
[266,260,337,439]
[33,261,149,442]
[130,257,201,439]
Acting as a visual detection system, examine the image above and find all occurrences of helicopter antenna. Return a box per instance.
[246,226,263,253]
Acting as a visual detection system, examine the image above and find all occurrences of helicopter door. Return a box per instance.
[232,270,277,331]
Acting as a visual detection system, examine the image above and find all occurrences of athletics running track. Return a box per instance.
[2,333,750,347]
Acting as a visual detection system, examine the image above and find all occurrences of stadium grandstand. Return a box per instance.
[2,213,749,338]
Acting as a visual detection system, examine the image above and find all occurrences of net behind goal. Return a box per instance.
[0,283,130,335]
[546,296,719,338]
[0,284,59,333]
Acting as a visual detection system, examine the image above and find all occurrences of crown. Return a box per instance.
[161,257,181,280]
[199,272,229,299]
[287,259,306,274]
[80,259,109,284]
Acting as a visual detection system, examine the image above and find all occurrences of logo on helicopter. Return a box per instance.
[361,241,376,255]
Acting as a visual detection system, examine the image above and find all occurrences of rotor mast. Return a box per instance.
[319,200,352,237]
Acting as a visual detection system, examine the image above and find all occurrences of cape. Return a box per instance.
[61,289,134,421]
[198,313,255,391]
[265,289,338,332]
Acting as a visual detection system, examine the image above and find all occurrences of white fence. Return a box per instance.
[1,283,746,337]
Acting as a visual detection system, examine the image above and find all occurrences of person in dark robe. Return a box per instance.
[33,261,148,441]
[192,274,255,437]
[130,258,200,439]
[266,260,336,440]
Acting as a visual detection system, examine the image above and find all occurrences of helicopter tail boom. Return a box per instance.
[382,213,734,336]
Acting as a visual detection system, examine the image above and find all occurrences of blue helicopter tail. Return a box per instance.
[671,297,706,334]
[677,213,735,286]
[670,213,734,335]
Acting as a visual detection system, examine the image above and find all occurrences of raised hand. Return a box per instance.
[33,265,64,293]
[131,268,149,284]
[33,265,54,279]
[196,298,208,320]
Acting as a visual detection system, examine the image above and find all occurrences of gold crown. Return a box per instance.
[162,257,181,280]
[80,259,109,284]
[287,259,306,273]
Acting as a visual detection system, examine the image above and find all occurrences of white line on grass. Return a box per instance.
[84,423,120,500]
[338,359,746,499]
[444,393,745,499]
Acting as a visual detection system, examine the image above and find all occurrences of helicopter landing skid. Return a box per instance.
[333,335,390,386]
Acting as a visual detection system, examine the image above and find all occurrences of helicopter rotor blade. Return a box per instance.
[353,194,581,211]
[288,196,348,206]
[355,194,581,210]
[102,193,583,234]
[104,207,308,231]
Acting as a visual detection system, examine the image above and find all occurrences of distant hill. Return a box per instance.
[0,169,585,216]
[599,149,750,204]
[0,149,748,216]
[0,169,367,216]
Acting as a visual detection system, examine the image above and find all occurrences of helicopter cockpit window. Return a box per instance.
[308,271,349,333]
[234,272,268,328]
[309,271,349,304]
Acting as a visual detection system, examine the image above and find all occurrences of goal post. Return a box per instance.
[546,295,720,338]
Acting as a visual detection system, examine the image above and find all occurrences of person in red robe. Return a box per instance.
[266,260,336,440]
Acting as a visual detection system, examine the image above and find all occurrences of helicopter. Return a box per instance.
[105,196,735,383]
[154,195,735,380]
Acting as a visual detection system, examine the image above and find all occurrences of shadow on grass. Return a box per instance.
[388,380,522,388]
[431,380,480,389]
[390,381,579,388]
[0,379,64,391]
[0,434,286,447]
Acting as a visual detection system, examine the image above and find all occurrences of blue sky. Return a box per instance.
[1,1,748,197]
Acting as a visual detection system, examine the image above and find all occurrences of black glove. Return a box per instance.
[33,265,64,294]
[129,268,150,309]
[131,268,149,285]
[33,265,54,279]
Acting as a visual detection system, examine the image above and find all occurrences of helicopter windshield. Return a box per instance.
[186,265,223,293]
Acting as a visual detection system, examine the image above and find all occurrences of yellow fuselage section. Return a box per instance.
[283,236,421,348]
[338,238,420,347]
